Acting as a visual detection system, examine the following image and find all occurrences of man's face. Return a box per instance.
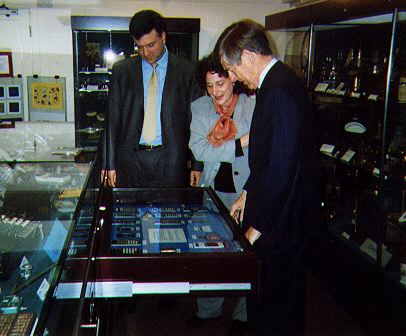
[222,51,259,90]
[134,29,166,65]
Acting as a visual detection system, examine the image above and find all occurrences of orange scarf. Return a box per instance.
[207,94,238,147]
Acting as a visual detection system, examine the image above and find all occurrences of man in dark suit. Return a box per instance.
[101,10,201,187]
[215,19,315,335]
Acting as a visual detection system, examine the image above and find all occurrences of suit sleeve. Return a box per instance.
[248,88,302,236]
[102,62,123,170]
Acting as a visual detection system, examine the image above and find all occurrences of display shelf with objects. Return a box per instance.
[267,2,405,334]
[0,158,96,336]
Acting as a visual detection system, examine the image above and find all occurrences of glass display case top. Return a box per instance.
[69,188,247,259]
[112,188,245,254]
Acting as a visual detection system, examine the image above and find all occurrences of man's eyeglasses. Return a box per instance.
[134,40,159,53]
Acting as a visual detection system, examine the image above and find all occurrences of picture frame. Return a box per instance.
[28,75,66,121]
[0,76,23,120]
[0,52,13,77]
[7,84,20,98]
[8,101,21,114]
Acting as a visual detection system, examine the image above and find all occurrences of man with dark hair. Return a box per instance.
[101,9,201,187]
[215,19,315,335]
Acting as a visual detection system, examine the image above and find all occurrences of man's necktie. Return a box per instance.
[142,63,158,144]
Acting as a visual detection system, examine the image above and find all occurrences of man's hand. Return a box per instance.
[230,190,247,224]
[244,226,261,245]
[190,170,202,187]
[101,169,117,187]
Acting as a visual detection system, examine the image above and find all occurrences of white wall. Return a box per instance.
[0,1,289,122]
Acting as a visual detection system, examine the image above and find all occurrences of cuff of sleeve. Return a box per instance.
[192,160,204,171]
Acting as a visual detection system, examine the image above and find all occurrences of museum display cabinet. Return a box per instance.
[0,143,258,334]
[0,155,97,335]
[48,186,259,335]
[266,1,405,334]
[71,16,200,151]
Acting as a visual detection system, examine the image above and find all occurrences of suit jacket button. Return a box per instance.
[234,171,239,175]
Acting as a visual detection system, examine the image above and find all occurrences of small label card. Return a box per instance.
[368,94,379,101]
[86,84,99,90]
[335,82,346,95]
[350,92,361,98]
[37,278,50,301]
[373,167,380,177]
[342,231,350,240]
[341,149,355,163]
[320,144,335,156]
[360,238,392,267]
[315,83,329,92]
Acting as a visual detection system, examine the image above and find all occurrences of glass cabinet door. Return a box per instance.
[381,9,406,285]
[308,11,405,283]
[0,161,93,335]
[73,30,134,151]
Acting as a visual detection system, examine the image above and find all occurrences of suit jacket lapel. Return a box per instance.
[130,56,145,143]
[162,53,175,109]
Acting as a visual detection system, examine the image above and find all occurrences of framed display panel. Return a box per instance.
[0,51,13,77]
[0,76,23,120]
[57,187,259,299]
[28,76,67,122]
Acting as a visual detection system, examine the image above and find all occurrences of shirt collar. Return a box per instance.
[141,45,168,69]
[258,57,278,89]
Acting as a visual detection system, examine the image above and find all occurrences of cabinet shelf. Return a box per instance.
[78,88,109,93]
[79,71,111,75]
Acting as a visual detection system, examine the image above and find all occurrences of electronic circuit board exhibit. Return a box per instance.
[59,188,259,297]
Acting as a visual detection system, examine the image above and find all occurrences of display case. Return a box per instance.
[71,16,200,151]
[266,2,405,334]
[50,187,259,335]
[0,158,96,336]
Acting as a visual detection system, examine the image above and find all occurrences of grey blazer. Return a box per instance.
[189,93,255,196]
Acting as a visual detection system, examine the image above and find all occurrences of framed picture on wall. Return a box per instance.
[28,76,66,121]
[0,76,23,120]
[0,52,13,77]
